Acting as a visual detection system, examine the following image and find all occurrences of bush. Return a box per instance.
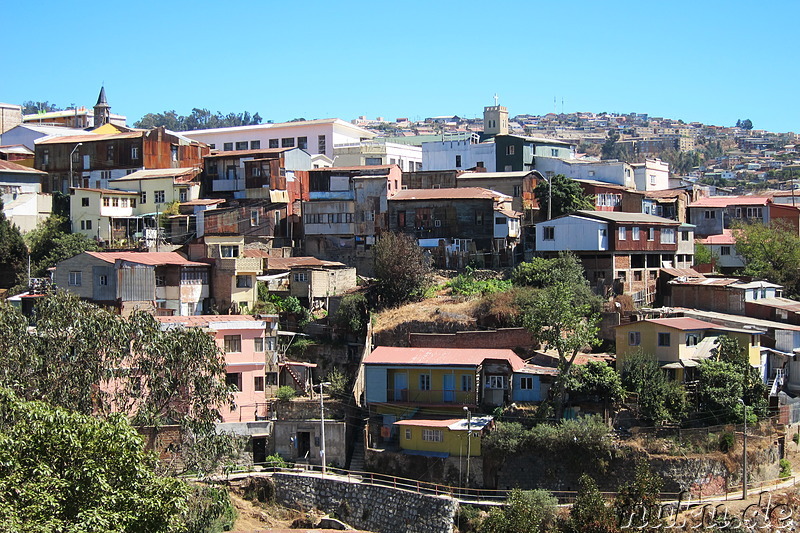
[276,386,296,402]
[478,489,558,533]
[183,484,237,533]
[793,432,800,445]
[719,432,735,453]
[780,458,792,478]
[448,268,512,297]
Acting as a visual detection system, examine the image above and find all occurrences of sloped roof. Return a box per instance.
[205,147,293,158]
[573,210,680,225]
[0,160,46,175]
[458,171,539,179]
[257,256,347,269]
[391,187,510,201]
[85,251,207,267]
[37,131,142,145]
[697,229,736,245]
[364,346,525,370]
[156,314,266,328]
[110,168,200,182]
[689,196,771,208]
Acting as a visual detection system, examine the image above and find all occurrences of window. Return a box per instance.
[628,332,641,346]
[365,157,382,166]
[181,269,208,284]
[686,333,700,347]
[506,145,515,156]
[434,219,441,227]
[103,197,109,207]
[543,226,555,240]
[224,335,242,353]
[81,197,89,207]
[298,137,308,150]
[121,198,129,208]
[99,274,107,286]
[112,197,119,207]
[236,275,252,288]
[267,139,278,149]
[461,375,473,392]
[281,137,295,148]
[293,272,308,282]
[660,228,676,244]
[419,374,431,391]
[455,155,462,167]
[649,174,657,185]
[223,142,233,151]
[254,376,264,392]
[100,170,111,181]
[154,190,165,203]
[648,227,655,241]
[681,230,690,241]
[704,210,716,219]
[632,226,640,240]
[265,372,278,386]
[68,271,82,286]
[179,189,187,203]
[658,332,671,347]
[746,207,763,218]
[496,217,505,225]
[551,148,559,157]
[84,220,92,230]
[131,146,139,159]
[106,144,114,161]
[405,429,412,440]
[171,145,178,162]
[520,376,534,390]
[487,375,505,389]
[422,429,443,442]
[235,141,248,151]
[140,191,146,204]
[130,198,136,208]
[720,246,731,256]
[250,209,260,226]
[619,226,627,240]
[250,140,261,150]
[254,337,264,352]
[221,245,239,258]
[209,144,215,149]
[225,372,242,391]
[155,274,166,286]
[475,212,483,225]
[634,271,642,282]
[513,185,522,196]
[477,161,485,168]
[318,135,326,154]
[42,149,49,165]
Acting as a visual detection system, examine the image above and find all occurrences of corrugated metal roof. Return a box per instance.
[689,196,771,208]
[205,147,292,158]
[37,131,142,144]
[256,256,347,269]
[661,267,705,278]
[458,171,539,179]
[71,187,138,195]
[85,251,208,267]
[391,187,509,201]
[311,165,396,172]
[573,210,679,225]
[111,167,200,181]
[0,160,46,174]
[364,346,525,370]
[750,297,800,312]
[697,229,736,245]
[156,314,266,328]
[181,198,225,206]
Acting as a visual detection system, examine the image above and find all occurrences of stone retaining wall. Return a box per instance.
[272,472,457,533]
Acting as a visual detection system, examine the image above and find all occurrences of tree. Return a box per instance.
[0,388,188,531]
[522,280,600,419]
[601,129,634,162]
[564,474,619,533]
[0,199,27,290]
[569,360,624,405]
[479,489,558,533]
[25,215,100,277]
[373,232,432,307]
[614,460,664,529]
[534,174,595,219]
[620,350,687,425]
[332,293,369,338]
[21,101,61,114]
[733,221,800,297]
[693,242,715,267]
[133,109,264,131]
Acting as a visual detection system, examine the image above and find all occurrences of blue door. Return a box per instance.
[394,373,408,401]
[443,374,455,402]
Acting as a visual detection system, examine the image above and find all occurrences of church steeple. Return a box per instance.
[93,86,111,127]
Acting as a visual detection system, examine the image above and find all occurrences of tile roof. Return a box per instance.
[85,251,208,267]
[391,187,509,201]
[0,160,46,174]
[689,196,771,208]
[364,346,525,370]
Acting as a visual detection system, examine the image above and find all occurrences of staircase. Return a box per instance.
[769,369,785,397]
[348,419,366,472]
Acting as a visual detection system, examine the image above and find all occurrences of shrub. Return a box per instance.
[780,458,792,478]
[719,432,735,453]
[794,432,800,445]
[276,386,296,402]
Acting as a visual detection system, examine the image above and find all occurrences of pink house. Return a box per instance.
[157,314,279,423]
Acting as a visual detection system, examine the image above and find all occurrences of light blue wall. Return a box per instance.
[512,374,542,402]
[365,366,387,403]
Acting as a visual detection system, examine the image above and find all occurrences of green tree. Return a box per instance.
[522,280,600,419]
[0,199,27,289]
[534,174,595,219]
[479,489,558,533]
[620,350,687,424]
[373,232,432,307]
[614,460,664,529]
[25,214,100,277]
[0,388,188,531]
[569,360,624,405]
[565,474,619,533]
[693,242,715,267]
[733,221,800,297]
[21,101,61,114]
[332,293,369,337]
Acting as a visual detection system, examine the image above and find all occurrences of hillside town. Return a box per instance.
[2,88,800,532]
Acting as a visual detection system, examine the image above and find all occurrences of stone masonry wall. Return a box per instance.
[272,472,457,533]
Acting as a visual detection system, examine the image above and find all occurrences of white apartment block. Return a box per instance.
[333,141,422,172]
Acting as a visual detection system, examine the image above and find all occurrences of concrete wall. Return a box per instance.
[272,472,458,533]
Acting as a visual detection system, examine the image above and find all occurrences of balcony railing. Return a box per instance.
[386,388,475,405]
[212,178,245,192]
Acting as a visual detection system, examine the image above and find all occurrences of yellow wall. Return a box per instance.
[398,426,481,456]
[386,367,477,405]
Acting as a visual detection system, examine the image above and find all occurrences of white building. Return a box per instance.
[422,135,496,172]
[181,118,374,159]
[535,156,635,189]
[333,140,422,172]
[632,159,670,191]
[0,124,87,151]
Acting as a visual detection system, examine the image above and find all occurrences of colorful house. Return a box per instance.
[615,317,763,382]
[393,416,493,457]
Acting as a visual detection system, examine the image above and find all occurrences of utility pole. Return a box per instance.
[740,398,748,500]
[319,381,330,475]
[463,406,472,486]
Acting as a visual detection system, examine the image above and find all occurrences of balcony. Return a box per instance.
[212,178,245,192]
[218,256,262,273]
[308,191,354,201]
[386,388,476,405]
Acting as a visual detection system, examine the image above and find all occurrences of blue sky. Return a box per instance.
[3,0,798,132]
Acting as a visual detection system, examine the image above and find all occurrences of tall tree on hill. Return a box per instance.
[373,232,432,307]
[733,221,800,298]
[534,175,595,219]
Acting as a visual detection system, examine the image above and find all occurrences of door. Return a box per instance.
[393,372,408,401]
[297,431,311,460]
[252,437,267,465]
[443,373,455,402]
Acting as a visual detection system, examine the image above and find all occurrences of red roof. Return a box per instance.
[364,346,525,370]
[689,196,771,208]
[205,147,291,159]
[393,419,463,428]
[260,256,347,269]
[157,315,261,327]
[309,165,397,172]
[642,317,723,331]
[85,251,208,267]
[697,229,736,245]
[0,160,46,174]
[37,131,142,145]
[391,187,507,201]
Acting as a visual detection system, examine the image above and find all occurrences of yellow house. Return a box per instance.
[69,187,141,243]
[393,416,492,457]
[109,167,201,209]
[616,317,763,381]
[194,235,261,313]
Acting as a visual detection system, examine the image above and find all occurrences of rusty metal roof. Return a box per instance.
[364,346,525,370]
[37,131,142,144]
[205,147,291,159]
[390,187,509,201]
[0,159,46,174]
[111,167,201,183]
[689,196,771,208]
[256,255,347,269]
[85,251,208,267]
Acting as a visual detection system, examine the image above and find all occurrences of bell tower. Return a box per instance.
[483,94,508,136]
[93,86,111,128]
